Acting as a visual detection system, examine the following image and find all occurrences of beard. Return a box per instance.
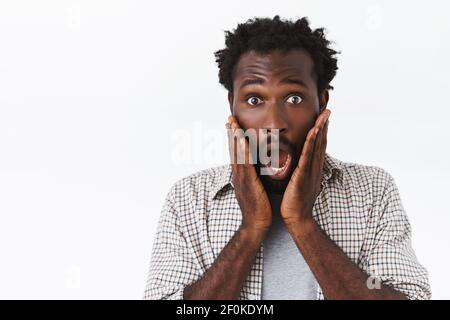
[257,168,290,194]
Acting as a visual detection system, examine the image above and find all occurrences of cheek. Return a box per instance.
[287,110,318,145]
[233,108,265,130]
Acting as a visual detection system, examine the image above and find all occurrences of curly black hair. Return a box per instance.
[214,15,340,94]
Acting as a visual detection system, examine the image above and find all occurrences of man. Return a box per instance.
[143,15,430,300]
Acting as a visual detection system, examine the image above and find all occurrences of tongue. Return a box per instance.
[270,149,288,168]
[280,149,289,167]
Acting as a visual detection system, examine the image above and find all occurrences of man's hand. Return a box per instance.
[280,109,331,228]
[226,115,272,233]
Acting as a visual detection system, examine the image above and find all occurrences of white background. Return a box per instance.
[0,0,449,299]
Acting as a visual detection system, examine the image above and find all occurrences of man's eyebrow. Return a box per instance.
[281,77,309,88]
[238,77,309,89]
[239,78,264,89]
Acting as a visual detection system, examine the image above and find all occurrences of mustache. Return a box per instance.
[261,134,297,156]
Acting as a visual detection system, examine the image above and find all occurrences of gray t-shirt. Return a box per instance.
[261,194,318,300]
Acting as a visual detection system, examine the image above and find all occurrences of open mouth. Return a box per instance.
[260,148,293,180]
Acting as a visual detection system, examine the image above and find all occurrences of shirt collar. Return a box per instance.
[210,153,344,201]
[322,153,344,187]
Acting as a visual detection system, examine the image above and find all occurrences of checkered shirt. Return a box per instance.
[143,153,431,300]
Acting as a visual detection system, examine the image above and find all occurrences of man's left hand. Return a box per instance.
[280,109,331,228]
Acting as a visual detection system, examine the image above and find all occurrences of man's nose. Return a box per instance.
[262,103,288,131]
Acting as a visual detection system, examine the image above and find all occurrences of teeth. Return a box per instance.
[262,153,291,176]
[269,165,284,173]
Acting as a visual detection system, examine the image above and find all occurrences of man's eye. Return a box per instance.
[286,95,303,104]
[246,96,262,106]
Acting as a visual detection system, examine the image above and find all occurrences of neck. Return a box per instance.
[268,192,283,214]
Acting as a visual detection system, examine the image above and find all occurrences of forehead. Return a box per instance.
[233,48,316,87]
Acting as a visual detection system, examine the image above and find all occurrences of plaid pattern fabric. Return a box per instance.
[143,153,431,300]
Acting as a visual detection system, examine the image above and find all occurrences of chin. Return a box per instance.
[258,173,290,195]
[255,158,296,194]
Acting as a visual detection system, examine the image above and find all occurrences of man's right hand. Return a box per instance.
[226,115,272,233]
[183,116,271,300]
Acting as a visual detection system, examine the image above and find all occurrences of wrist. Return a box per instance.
[284,217,318,237]
[239,224,269,242]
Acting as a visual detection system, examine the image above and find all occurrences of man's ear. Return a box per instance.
[228,91,233,114]
[319,89,329,112]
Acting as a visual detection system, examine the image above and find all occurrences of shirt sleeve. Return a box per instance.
[143,186,201,300]
[362,171,431,300]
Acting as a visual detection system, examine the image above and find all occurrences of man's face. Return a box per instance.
[228,48,328,194]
